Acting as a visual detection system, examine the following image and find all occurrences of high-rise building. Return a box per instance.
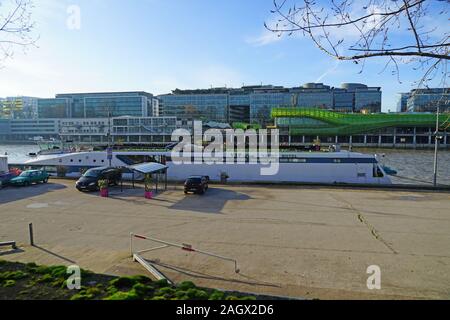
[406,88,449,113]
[37,92,155,119]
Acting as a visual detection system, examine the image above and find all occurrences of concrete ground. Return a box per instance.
[0,179,449,300]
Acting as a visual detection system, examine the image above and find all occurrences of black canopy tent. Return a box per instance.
[127,162,168,193]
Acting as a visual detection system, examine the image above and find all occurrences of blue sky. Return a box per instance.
[0,0,447,111]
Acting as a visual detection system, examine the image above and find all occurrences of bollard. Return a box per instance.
[29,223,34,246]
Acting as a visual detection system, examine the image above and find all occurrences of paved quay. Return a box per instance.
[1,179,449,299]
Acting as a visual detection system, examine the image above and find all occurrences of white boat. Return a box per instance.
[15,150,392,185]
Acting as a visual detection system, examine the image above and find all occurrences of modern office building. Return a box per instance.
[159,89,229,124]
[406,88,449,113]
[0,116,182,145]
[0,96,39,119]
[4,119,60,141]
[397,93,411,112]
[37,92,158,119]
[0,119,11,137]
[159,83,382,126]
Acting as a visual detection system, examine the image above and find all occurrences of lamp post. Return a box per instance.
[433,106,440,187]
[108,105,113,167]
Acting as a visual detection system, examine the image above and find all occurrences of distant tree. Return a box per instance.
[0,0,36,65]
[266,0,449,87]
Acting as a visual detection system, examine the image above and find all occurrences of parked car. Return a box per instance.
[184,176,209,195]
[9,170,50,186]
[76,167,122,192]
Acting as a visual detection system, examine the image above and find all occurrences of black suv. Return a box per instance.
[76,167,122,191]
[184,176,209,195]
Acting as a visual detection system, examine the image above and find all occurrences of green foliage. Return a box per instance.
[104,290,139,300]
[144,175,152,192]
[109,275,151,290]
[209,290,225,300]
[185,288,209,300]
[0,260,259,301]
[239,295,257,300]
[3,280,16,287]
[178,281,196,291]
[70,287,103,300]
[153,278,169,288]
[154,287,176,299]
[36,274,54,283]
[132,283,154,298]
[98,179,109,190]
[0,270,29,280]
[232,122,262,130]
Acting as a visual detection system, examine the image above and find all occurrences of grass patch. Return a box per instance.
[0,260,257,300]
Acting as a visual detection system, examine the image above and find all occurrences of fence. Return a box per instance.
[130,232,240,274]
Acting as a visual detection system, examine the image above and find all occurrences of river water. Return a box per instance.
[0,144,449,186]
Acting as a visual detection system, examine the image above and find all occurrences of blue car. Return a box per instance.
[9,170,50,187]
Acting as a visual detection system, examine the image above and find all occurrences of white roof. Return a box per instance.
[128,162,168,174]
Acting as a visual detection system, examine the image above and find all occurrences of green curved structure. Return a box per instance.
[271,108,449,136]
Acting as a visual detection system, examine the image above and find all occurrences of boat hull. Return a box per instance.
[12,151,392,185]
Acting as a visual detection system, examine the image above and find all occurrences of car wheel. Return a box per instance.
[24,181,30,187]
[43,178,49,183]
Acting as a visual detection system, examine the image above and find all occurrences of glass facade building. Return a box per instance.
[0,96,39,119]
[397,93,411,112]
[38,92,155,119]
[406,88,449,113]
[37,98,71,118]
[159,83,382,126]
[159,93,228,123]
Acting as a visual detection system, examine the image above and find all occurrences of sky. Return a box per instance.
[0,0,448,111]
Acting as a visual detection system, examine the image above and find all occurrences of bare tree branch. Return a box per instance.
[266,0,449,87]
[0,0,36,65]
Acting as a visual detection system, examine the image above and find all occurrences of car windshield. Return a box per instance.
[84,169,101,178]
[187,178,201,184]
[19,172,31,177]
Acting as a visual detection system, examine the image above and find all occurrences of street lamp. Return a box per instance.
[433,106,442,187]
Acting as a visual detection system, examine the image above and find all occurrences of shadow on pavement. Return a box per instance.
[0,182,67,205]
[170,188,252,214]
[145,258,280,289]
[33,245,77,264]
[0,248,25,257]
